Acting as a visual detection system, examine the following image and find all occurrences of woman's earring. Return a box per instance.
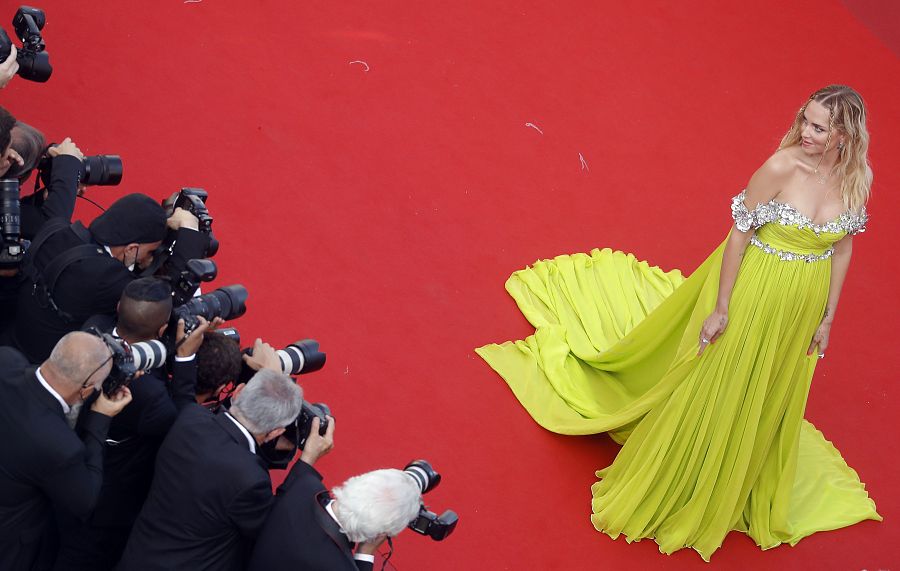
[837,141,845,152]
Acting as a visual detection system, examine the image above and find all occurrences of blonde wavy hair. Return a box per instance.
[778,85,872,212]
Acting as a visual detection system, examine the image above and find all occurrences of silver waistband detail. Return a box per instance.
[749,236,834,263]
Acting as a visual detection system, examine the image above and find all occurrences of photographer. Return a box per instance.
[54,279,211,571]
[0,332,132,571]
[195,330,244,405]
[13,192,208,363]
[3,121,43,181]
[4,122,85,241]
[248,467,422,571]
[118,368,329,571]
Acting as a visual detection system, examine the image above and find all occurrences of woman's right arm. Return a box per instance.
[697,152,791,355]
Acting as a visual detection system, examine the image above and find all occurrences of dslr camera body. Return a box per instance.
[404,460,459,541]
[0,6,52,82]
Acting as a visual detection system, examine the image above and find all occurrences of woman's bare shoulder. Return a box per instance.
[757,147,801,178]
[744,147,799,202]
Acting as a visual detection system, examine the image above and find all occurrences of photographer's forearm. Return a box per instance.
[171,356,198,410]
[163,227,208,277]
[43,154,81,221]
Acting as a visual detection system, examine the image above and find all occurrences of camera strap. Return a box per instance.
[23,220,107,323]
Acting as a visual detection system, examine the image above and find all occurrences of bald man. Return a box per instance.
[0,332,132,571]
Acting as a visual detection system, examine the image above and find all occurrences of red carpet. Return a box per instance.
[5,1,898,568]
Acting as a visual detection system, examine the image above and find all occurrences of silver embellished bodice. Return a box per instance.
[730,190,868,263]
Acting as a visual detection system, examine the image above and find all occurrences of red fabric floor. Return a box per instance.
[4,1,898,568]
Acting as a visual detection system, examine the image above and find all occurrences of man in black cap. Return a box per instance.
[13,193,208,363]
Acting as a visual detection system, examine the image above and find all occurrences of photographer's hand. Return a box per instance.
[47,137,85,161]
[242,338,281,372]
[356,534,388,556]
[167,207,200,231]
[300,415,334,466]
[90,386,133,417]
[0,45,18,88]
[176,317,210,358]
[0,146,23,175]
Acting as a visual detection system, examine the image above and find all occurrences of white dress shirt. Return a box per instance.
[35,367,71,413]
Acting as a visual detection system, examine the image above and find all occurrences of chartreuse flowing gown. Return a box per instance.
[476,191,880,561]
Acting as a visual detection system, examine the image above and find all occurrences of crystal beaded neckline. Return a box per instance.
[730,190,868,237]
[769,199,843,228]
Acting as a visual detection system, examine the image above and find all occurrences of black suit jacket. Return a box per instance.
[55,357,196,571]
[19,154,81,241]
[14,221,208,364]
[247,462,372,571]
[0,347,111,571]
[117,405,272,571]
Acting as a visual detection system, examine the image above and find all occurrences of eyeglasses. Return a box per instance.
[80,351,114,392]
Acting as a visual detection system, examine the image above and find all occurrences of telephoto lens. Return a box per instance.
[1,178,20,239]
[130,339,167,370]
[81,155,123,186]
[172,284,249,334]
[0,178,23,268]
[404,460,442,494]
[89,331,168,396]
[277,340,326,375]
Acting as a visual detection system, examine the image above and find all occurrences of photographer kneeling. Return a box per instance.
[248,466,422,571]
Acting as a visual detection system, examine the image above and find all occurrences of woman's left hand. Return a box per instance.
[807,321,831,358]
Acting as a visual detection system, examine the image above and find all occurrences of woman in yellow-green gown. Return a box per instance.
[476,85,881,561]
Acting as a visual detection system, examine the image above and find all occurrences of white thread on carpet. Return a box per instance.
[579,152,589,171]
[349,60,370,72]
[524,122,543,135]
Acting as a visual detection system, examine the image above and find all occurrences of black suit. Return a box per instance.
[248,462,373,571]
[20,154,81,241]
[117,402,272,571]
[1,156,81,344]
[0,347,112,571]
[13,222,207,363]
[54,356,196,571]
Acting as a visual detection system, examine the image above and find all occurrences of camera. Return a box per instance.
[167,187,218,257]
[144,187,220,279]
[295,401,330,450]
[257,401,331,470]
[171,258,217,306]
[171,284,248,335]
[0,6,52,83]
[277,340,326,375]
[239,337,326,381]
[37,150,123,187]
[404,460,458,541]
[89,328,168,396]
[0,178,23,269]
